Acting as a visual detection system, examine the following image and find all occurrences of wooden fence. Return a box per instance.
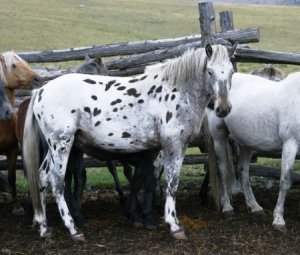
[1,1,300,183]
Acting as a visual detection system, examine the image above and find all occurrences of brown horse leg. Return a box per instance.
[6,146,24,215]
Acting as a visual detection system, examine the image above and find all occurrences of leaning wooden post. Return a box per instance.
[220,10,237,71]
[198,2,216,47]
[220,11,234,32]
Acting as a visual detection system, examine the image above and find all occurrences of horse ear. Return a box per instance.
[95,56,103,64]
[205,44,213,59]
[228,42,238,58]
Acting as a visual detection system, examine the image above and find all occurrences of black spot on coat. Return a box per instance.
[91,95,97,100]
[155,86,162,93]
[105,80,116,91]
[111,99,122,105]
[166,111,173,123]
[122,132,131,138]
[84,107,91,114]
[127,88,140,97]
[129,78,139,83]
[83,79,96,84]
[93,108,101,116]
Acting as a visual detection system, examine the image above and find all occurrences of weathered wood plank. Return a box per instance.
[18,28,259,63]
[198,2,216,46]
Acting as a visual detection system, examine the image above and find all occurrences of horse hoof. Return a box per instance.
[273,224,287,233]
[72,233,85,242]
[172,230,188,240]
[41,229,53,239]
[252,210,265,216]
[222,210,235,220]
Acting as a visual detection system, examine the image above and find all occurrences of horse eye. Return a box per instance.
[12,64,16,69]
[207,70,213,76]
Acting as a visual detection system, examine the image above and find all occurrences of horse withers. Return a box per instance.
[0,51,42,214]
[22,43,237,241]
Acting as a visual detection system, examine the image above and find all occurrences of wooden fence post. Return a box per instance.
[220,11,234,32]
[198,2,216,47]
[220,10,237,70]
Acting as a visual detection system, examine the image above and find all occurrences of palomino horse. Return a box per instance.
[0,51,42,214]
[207,71,300,232]
[22,44,237,240]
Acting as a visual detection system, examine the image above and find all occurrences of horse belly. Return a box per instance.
[225,111,282,152]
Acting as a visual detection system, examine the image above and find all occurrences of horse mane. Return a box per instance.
[145,45,229,87]
[251,64,285,82]
[0,51,27,83]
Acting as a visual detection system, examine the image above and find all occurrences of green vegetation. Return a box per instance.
[0,0,299,73]
[1,1,299,192]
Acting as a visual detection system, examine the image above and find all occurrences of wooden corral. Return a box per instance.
[1,1,300,184]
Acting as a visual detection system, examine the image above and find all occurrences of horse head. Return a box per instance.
[78,54,109,75]
[0,52,43,89]
[204,43,237,118]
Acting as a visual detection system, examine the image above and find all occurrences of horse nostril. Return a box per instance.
[32,76,43,86]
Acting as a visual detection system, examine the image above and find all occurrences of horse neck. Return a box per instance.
[4,87,15,106]
[180,77,211,115]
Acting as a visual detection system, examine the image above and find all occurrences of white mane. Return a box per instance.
[0,51,26,84]
[145,45,229,87]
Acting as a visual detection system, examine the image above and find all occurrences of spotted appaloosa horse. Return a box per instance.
[0,51,42,214]
[23,43,237,241]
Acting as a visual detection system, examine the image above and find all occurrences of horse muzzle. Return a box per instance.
[31,75,43,88]
[215,100,232,118]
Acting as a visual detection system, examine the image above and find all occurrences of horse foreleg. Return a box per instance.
[237,148,263,215]
[6,146,24,215]
[273,140,297,232]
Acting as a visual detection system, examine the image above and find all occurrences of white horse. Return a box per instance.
[22,43,237,241]
[207,71,300,232]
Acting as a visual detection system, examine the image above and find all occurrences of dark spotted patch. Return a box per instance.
[128,103,134,107]
[93,108,101,116]
[53,144,57,151]
[108,133,113,136]
[39,187,46,193]
[165,94,169,101]
[95,121,101,127]
[166,111,173,123]
[113,108,118,112]
[129,78,139,83]
[99,82,103,85]
[117,86,126,91]
[140,75,147,80]
[159,97,162,102]
[154,74,158,79]
[176,104,180,110]
[114,83,121,87]
[84,107,91,114]
[123,116,127,119]
[172,88,177,92]
[38,89,44,102]
[91,95,98,101]
[105,80,116,91]
[111,99,122,105]
[122,132,131,138]
[171,211,175,217]
[106,118,111,121]
[155,86,162,93]
[83,79,96,84]
[171,94,176,101]
[60,147,65,152]
[48,139,52,147]
[108,143,115,147]
[147,85,156,95]
[37,114,41,120]
[71,109,76,114]
[137,99,144,104]
[126,88,141,97]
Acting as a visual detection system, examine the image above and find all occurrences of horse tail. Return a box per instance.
[22,91,43,215]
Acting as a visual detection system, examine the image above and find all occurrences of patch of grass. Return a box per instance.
[0,1,299,73]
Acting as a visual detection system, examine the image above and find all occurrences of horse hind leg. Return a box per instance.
[48,141,85,241]
[273,139,298,232]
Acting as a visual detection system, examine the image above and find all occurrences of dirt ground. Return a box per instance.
[0,182,300,255]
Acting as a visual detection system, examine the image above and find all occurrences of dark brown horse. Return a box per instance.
[0,51,42,214]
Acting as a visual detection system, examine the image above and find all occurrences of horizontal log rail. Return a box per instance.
[18,28,259,63]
